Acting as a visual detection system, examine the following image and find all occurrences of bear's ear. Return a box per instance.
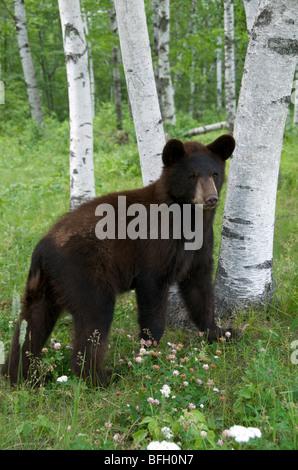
[162,139,185,167]
[206,134,235,161]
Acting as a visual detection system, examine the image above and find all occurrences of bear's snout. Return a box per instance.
[204,194,219,208]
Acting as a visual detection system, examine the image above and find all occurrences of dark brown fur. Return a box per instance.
[2,135,235,385]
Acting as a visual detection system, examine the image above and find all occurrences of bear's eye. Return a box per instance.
[213,172,218,179]
[188,173,198,181]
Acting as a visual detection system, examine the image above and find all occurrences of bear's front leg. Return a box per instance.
[178,271,231,343]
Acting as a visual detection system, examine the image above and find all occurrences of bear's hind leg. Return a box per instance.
[70,291,116,386]
[2,284,61,384]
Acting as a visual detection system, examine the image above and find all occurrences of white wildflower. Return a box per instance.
[160,384,171,398]
[228,425,262,443]
[161,427,174,440]
[147,441,180,450]
[57,375,68,383]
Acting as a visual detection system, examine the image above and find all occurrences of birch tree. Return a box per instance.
[243,0,259,34]
[58,0,95,210]
[114,0,165,185]
[215,0,297,314]
[14,0,43,124]
[82,6,95,117]
[223,0,236,133]
[152,0,160,96]
[294,64,298,125]
[158,0,176,125]
[216,36,223,114]
[110,2,122,130]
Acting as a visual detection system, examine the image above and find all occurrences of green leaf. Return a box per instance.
[189,410,206,423]
[140,416,154,425]
[132,429,148,445]
[148,418,160,440]
[16,421,33,437]
[235,388,252,399]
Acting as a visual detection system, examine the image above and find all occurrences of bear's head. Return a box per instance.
[161,134,235,210]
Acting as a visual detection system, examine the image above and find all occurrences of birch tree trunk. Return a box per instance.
[215,0,297,314]
[158,0,176,125]
[152,0,160,98]
[58,0,95,211]
[189,52,196,118]
[243,0,260,34]
[14,0,43,124]
[110,3,123,130]
[216,36,223,114]
[294,64,298,125]
[223,0,236,133]
[114,0,165,185]
[82,7,95,117]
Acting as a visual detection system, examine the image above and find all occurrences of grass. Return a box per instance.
[0,108,297,450]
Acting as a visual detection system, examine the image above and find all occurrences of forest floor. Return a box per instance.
[0,108,297,450]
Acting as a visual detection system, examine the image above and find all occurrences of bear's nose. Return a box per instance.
[204,195,218,206]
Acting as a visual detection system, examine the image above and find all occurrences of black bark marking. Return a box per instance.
[244,259,273,270]
[254,6,273,28]
[235,184,254,191]
[65,23,80,38]
[222,226,245,240]
[228,217,253,225]
[268,38,298,56]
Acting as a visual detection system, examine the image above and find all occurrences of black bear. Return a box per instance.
[2,134,235,385]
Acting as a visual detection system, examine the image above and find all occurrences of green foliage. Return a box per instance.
[0,0,248,124]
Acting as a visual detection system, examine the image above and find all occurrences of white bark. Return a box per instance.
[152,0,160,95]
[243,0,260,34]
[158,0,176,125]
[110,3,122,130]
[0,81,4,105]
[189,53,196,118]
[216,36,223,114]
[223,0,236,133]
[14,0,43,124]
[215,0,297,314]
[58,0,95,210]
[114,0,165,185]
[183,121,227,137]
[82,7,95,117]
[294,63,298,125]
